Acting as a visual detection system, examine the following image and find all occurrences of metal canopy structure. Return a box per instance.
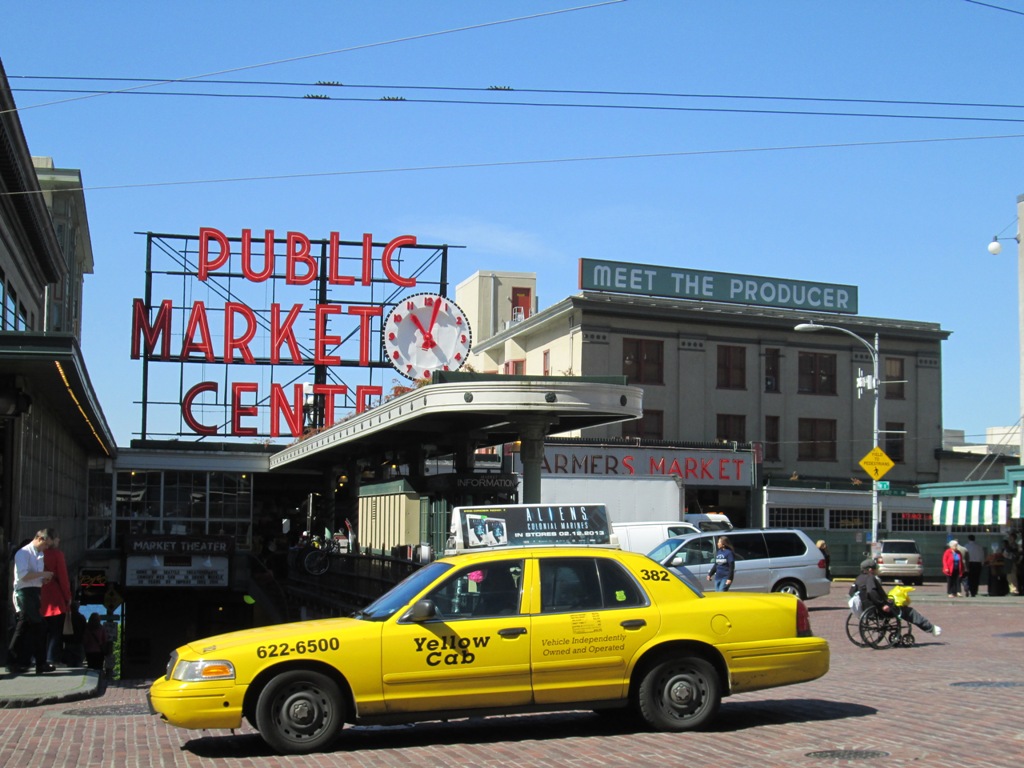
[269,373,643,503]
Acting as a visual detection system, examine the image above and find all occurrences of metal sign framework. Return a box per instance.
[133,230,458,441]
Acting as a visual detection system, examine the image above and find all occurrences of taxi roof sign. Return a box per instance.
[445,503,612,555]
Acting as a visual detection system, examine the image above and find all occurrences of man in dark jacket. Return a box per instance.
[855,558,941,636]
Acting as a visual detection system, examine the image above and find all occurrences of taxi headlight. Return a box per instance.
[171,659,236,682]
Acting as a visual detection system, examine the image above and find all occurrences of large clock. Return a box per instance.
[383,293,472,379]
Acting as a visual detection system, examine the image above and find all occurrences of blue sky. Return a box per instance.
[3,1,1024,448]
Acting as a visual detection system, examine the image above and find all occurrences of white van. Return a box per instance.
[612,520,700,555]
[683,513,733,532]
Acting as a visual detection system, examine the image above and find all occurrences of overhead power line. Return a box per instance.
[2,131,1023,198]
[12,74,1024,114]
[0,0,626,116]
[11,78,1024,125]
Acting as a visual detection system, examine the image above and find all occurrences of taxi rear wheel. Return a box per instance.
[255,670,345,754]
[637,656,720,731]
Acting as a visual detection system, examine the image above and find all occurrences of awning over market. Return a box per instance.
[931,495,1009,526]
[919,466,1024,526]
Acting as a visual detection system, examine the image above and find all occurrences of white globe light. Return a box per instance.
[988,239,1002,256]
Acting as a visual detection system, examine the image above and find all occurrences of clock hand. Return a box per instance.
[409,313,435,349]
[427,297,442,335]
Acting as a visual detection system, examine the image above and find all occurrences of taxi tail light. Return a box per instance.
[795,600,813,637]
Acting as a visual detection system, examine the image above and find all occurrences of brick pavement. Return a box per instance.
[0,583,1020,767]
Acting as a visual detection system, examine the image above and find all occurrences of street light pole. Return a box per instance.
[987,193,1024,463]
[795,322,881,544]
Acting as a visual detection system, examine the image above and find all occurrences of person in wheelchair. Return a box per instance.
[855,558,941,637]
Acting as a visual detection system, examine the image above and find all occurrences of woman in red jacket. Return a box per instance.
[41,528,71,667]
[942,539,966,598]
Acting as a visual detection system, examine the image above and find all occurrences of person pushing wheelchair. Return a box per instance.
[855,558,942,637]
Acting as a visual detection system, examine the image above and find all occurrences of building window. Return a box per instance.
[890,510,936,532]
[716,414,746,443]
[106,468,254,548]
[885,421,905,463]
[717,345,746,390]
[542,349,551,376]
[884,357,905,399]
[764,415,780,462]
[798,418,837,461]
[829,509,870,530]
[504,360,526,375]
[623,339,663,384]
[764,348,780,393]
[797,352,837,395]
[767,507,824,529]
[623,409,663,440]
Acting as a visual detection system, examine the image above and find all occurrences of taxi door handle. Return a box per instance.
[620,619,647,630]
[498,627,527,638]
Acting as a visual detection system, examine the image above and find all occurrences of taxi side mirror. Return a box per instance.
[409,599,438,622]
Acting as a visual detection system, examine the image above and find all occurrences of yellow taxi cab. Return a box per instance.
[149,504,829,754]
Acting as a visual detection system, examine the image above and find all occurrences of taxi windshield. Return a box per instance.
[354,561,453,621]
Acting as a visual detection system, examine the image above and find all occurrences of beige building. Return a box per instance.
[458,267,952,547]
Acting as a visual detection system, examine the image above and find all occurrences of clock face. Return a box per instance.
[382,293,473,379]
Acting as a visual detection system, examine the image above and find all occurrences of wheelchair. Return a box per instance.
[846,603,915,649]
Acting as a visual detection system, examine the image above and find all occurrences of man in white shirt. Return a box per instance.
[7,530,53,675]
[963,535,985,598]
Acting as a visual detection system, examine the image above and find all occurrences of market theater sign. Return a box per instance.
[131,227,431,438]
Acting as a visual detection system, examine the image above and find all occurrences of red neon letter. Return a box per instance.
[182,382,218,436]
[314,384,348,426]
[355,385,382,414]
[361,233,374,286]
[241,229,274,282]
[381,234,417,287]
[180,301,215,361]
[285,231,316,285]
[269,383,304,438]
[198,227,231,281]
[224,302,257,364]
[314,304,342,365]
[131,298,173,359]
[231,382,259,436]
[328,231,355,286]
[270,303,304,364]
[347,305,383,366]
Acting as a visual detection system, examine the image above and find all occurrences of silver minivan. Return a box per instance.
[647,528,832,600]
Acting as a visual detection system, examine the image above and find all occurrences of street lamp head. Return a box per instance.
[794,323,821,332]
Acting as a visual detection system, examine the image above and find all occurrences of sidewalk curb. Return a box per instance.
[0,669,104,709]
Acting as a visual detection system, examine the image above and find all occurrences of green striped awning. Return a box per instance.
[931,495,1009,526]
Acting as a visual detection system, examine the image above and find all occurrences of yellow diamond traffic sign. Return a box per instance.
[859,446,894,480]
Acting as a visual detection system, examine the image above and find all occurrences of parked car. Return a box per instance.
[150,545,829,754]
[648,528,832,600]
[874,539,924,585]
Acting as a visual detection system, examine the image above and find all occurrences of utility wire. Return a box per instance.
[0,0,626,116]
[2,131,1023,198]
[12,84,1024,124]
[11,74,1024,114]
[962,0,1024,17]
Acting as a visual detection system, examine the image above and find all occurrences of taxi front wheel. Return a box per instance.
[255,670,345,754]
[637,656,721,731]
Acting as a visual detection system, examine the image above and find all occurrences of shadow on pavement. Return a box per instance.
[183,699,874,757]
